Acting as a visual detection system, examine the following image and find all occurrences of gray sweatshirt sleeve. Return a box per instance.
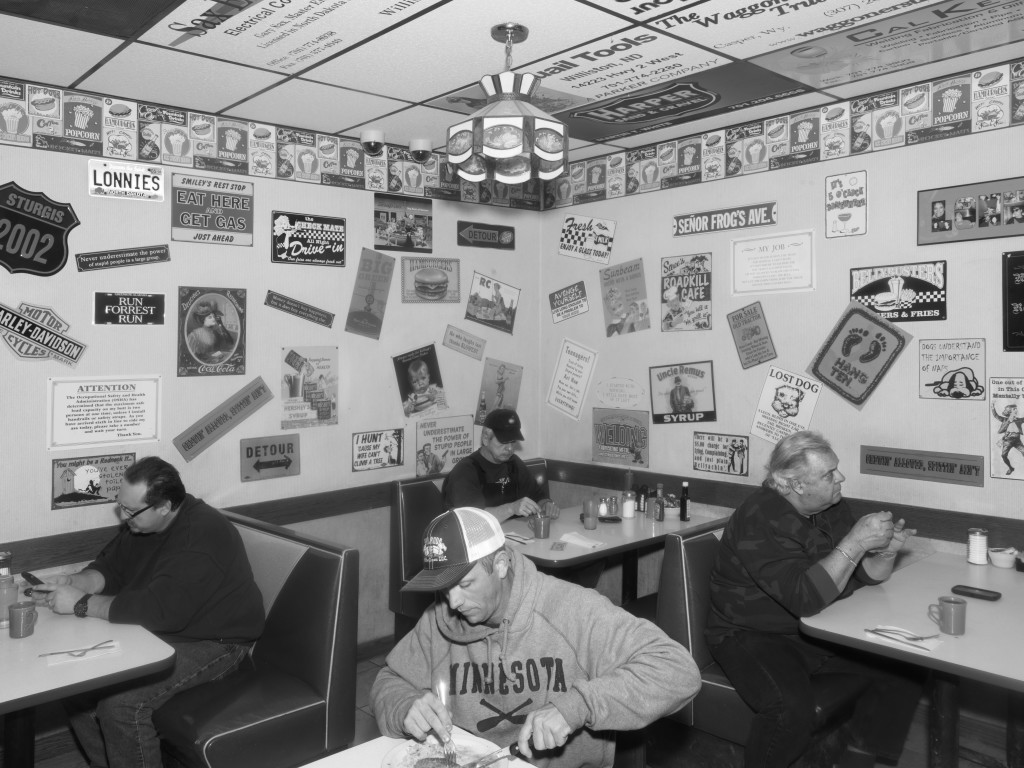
[552,590,701,733]
[370,614,438,738]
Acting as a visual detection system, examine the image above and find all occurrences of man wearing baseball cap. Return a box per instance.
[442,408,558,519]
[371,507,700,768]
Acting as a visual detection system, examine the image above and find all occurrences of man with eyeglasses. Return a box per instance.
[30,456,264,768]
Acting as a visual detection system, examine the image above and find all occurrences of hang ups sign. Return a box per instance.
[0,182,80,276]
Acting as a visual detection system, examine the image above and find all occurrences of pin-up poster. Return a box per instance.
[475,358,523,426]
[465,272,520,335]
[919,339,986,400]
[416,414,473,477]
[600,258,650,337]
[661,253,711,331]
[394,344,447,419]
[649,361,716,425]
[693,432,749,477]
[352,428,404,472]
[825,171,867,238]
[345,248,394,340]
[593,408,649,468]
[281,347,337,428]
[990,377,1024,480]
[751,366,821,445]
[851,261,946,322]
[808,302,912,409]
[177,287,245,376]
[557,215,616,264]
[51,452,135,509]
[373,193,432,252]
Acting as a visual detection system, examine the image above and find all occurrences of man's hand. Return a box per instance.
[402,692,452,743]
[847,510,895,554]
[31,584,86,614]
[503,498,542,518]
[883,516,916,553]
[540,499,560,519]
[518,703,571,759]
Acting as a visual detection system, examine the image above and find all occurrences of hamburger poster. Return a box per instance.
[400,257,459,303]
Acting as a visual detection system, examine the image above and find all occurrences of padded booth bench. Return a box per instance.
[655,531,867,762]
[389,459,549,638]
[155,511,359,768]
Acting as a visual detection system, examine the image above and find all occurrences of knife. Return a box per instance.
[461,742,524,768]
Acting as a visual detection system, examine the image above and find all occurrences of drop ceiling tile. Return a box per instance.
[302,0,628,102]
[341,104,465,147]
[78,43,285,113]
[233,78,409,136]
[827,42,1024,100]
[0,0,183,38]
[0,15,121,86]
[569,143,627,162]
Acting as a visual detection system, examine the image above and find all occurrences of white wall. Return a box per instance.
[538,129,1024,520]
[0,147,544,544]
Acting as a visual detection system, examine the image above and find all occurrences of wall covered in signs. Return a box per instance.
[0,147,544,543]
[539,128,1024,520]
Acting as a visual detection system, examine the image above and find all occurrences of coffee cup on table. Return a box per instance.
[928,595,966,636]
[528,515,551,539]
[9,601,37,638]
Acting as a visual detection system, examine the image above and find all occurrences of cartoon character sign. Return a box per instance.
[771,385,804,418]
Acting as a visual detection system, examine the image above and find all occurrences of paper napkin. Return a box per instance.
[504,531,533,545]
[46,640,122,666]
[864,626,942,652]
[559,532,605,550]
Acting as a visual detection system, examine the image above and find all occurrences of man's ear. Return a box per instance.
[494,551,510,579]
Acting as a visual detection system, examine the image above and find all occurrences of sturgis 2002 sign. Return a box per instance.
[0,181,80,276]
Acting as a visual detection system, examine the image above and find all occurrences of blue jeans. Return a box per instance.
[708,631,923,768]
[66,639,248,768]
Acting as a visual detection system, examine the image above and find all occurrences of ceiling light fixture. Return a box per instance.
[446,22,569,186]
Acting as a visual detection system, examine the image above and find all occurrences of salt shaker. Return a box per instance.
[598,497,609,517]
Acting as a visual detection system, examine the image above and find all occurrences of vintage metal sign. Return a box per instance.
[76,244,169,271]
[94,292,165,325]
[88,159,164,201]
[456,221,515,249]
[271,210,346,266]
[0,181,80,276]
[1,302,72,361]
[861,445,984,487]
[240,434,300,482]
[673,202,776,237]
[173,377,273,462]
[0,301,85,365]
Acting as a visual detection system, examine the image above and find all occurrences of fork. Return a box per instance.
[435,680,457,767]
[869,627,939,642]
[39,639,115,658]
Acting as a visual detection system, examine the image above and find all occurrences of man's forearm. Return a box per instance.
[70,568,105,594]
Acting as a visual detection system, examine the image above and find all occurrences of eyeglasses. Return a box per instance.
[117,501,155,520]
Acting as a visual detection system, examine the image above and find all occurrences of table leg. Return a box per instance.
[3,707,35,768]
[1008,691,1024,768]
[926,672,959,768]
[622,550,638,605]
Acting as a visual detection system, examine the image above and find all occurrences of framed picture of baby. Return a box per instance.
[393,343,448,419]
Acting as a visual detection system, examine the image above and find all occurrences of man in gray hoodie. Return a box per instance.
[371,506,700,768]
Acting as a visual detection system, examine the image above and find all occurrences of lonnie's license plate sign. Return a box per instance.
[171,173,253,246]
[672,202,777,237]
[0,181,80,276]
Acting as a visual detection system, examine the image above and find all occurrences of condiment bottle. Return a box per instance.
[637,485,648,516]
[624,470,634,493]
[0,551,11,576]
[610,495,619,516]
[653,483,665,522]
[680,481,690,522]
[622,490,636,519]
[598,497,609,517]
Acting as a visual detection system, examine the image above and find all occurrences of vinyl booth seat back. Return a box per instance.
[389,459,550,639]
[154,510,359,768]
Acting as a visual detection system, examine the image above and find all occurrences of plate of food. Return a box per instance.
[381,732,509,768]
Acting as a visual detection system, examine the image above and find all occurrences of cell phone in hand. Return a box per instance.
[21,570,44,596]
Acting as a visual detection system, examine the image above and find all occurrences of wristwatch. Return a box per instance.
[74,594,92,618]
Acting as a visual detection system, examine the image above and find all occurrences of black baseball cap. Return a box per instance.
[401,507,505,593]
[483,408,524,443]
